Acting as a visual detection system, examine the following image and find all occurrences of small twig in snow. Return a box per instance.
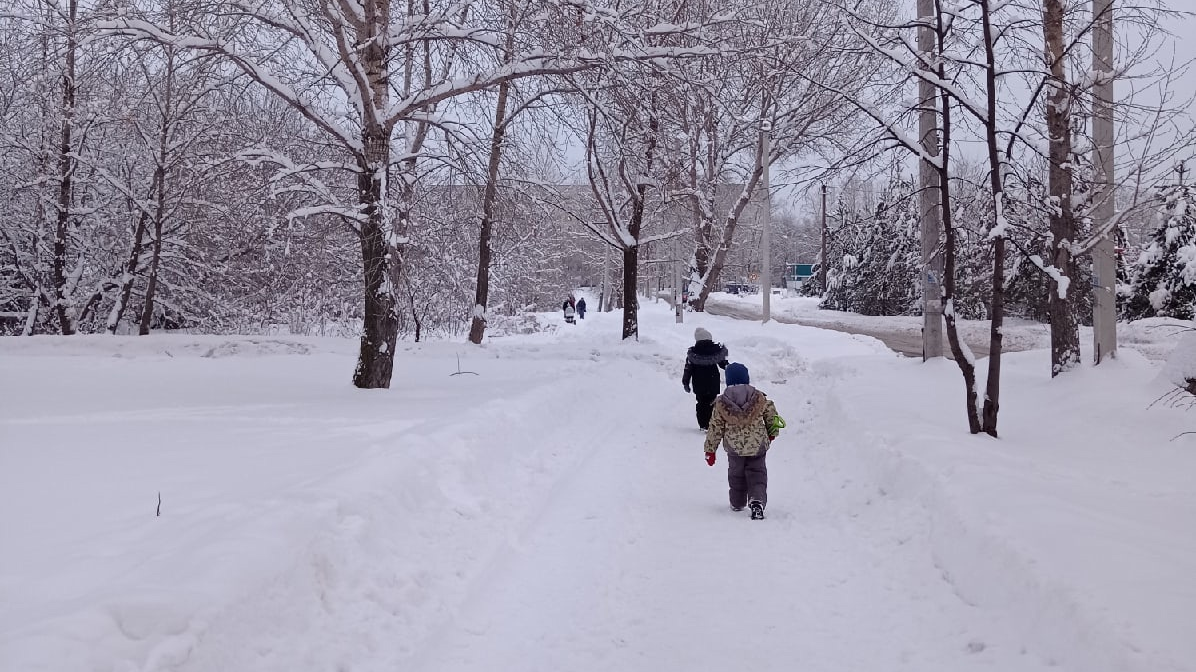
[449,353,478,376]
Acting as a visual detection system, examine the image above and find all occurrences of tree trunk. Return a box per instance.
[137,214,164,335]
[407,283,422,343]
[937,13,982,434]
[1044,0,1080,377]
[51,0,79,335]
[983,234,1007,436]
[468,79,510,344]
[108,208,150,333]
[689,107,717,309]
[692,228,710,304]
[980,0,1005,437]
[138,158,168,336]
[622,244,639,339]
[690,187,712,307]
[619,110,662,339]
[352,1,399,388]
[139,45,174,337]
[352,126,399,389]
[940,174,981,433]
[622,183,648,339]
[22,289,41,336]
[694,161,765,310]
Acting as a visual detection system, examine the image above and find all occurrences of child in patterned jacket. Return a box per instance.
[702,362,784,519]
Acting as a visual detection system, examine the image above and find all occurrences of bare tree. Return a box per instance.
[659,0,880,310]
[466,77,511,345]
[101,0,734,386]
[91,2,238,335]
[579,78,665,340]
[2,0,113,336]
[817,1,986,432]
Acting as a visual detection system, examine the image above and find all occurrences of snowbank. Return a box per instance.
[0,340,630,670]
[710,292,1187,361]
[824,349,1196,672]
[0,333,359,358]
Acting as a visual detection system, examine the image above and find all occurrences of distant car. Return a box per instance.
[725,282,757,295]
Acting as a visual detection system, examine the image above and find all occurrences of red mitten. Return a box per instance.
[769,435,776,442]
[705,451,716,466]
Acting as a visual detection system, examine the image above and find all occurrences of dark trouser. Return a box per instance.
[695,393,717,429]
[727,451,768,509]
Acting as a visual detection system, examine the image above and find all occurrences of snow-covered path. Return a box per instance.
[402,345,1052,672]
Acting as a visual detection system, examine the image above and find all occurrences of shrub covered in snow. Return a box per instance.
[484,312,560,337]
[1122,184,1196,320]
[1161,328,1196,396]
[819,180,921,316]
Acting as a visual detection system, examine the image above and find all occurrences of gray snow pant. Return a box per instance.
[727,451,768,509]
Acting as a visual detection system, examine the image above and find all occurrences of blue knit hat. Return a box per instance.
[725,362,749,386]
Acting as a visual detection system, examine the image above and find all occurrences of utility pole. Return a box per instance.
[600,243,610,311]
[820,183,828,294]
[674,238,684,323]
[1092,0,1117,363]
[918,0,944,360]
[761,117,772,324]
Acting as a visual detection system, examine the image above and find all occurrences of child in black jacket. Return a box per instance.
[682,327,729,430]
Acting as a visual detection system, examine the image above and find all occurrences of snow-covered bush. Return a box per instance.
[1122,185,1196,320]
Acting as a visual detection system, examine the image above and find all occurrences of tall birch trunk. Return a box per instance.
[51,0,79,335]
[351,0,399,389]
[979,0,1006,437]
[1044,0,1081,376]
[935,8,982,434]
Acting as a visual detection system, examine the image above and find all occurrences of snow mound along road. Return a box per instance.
[0,334,358,359]
[0,343,639,672]
[827,348,1196,672]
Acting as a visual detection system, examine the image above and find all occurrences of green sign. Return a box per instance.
[787,263,815,279]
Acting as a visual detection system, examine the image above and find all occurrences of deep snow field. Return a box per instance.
[1,296,1192,672]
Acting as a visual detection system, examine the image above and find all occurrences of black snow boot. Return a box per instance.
[749,500,765,520]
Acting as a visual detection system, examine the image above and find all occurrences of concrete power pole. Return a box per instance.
[674,238,683,323]
[1092,0,1118,363]
[918,0,944,360]
[761,118,772,324]
[820,183,828,294]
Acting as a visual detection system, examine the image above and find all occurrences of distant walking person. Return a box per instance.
[576,297,587,319]
[682,327,728,430]
[703,363,784,520]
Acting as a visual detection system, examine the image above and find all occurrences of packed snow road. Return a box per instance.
[703,295,1018,358]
